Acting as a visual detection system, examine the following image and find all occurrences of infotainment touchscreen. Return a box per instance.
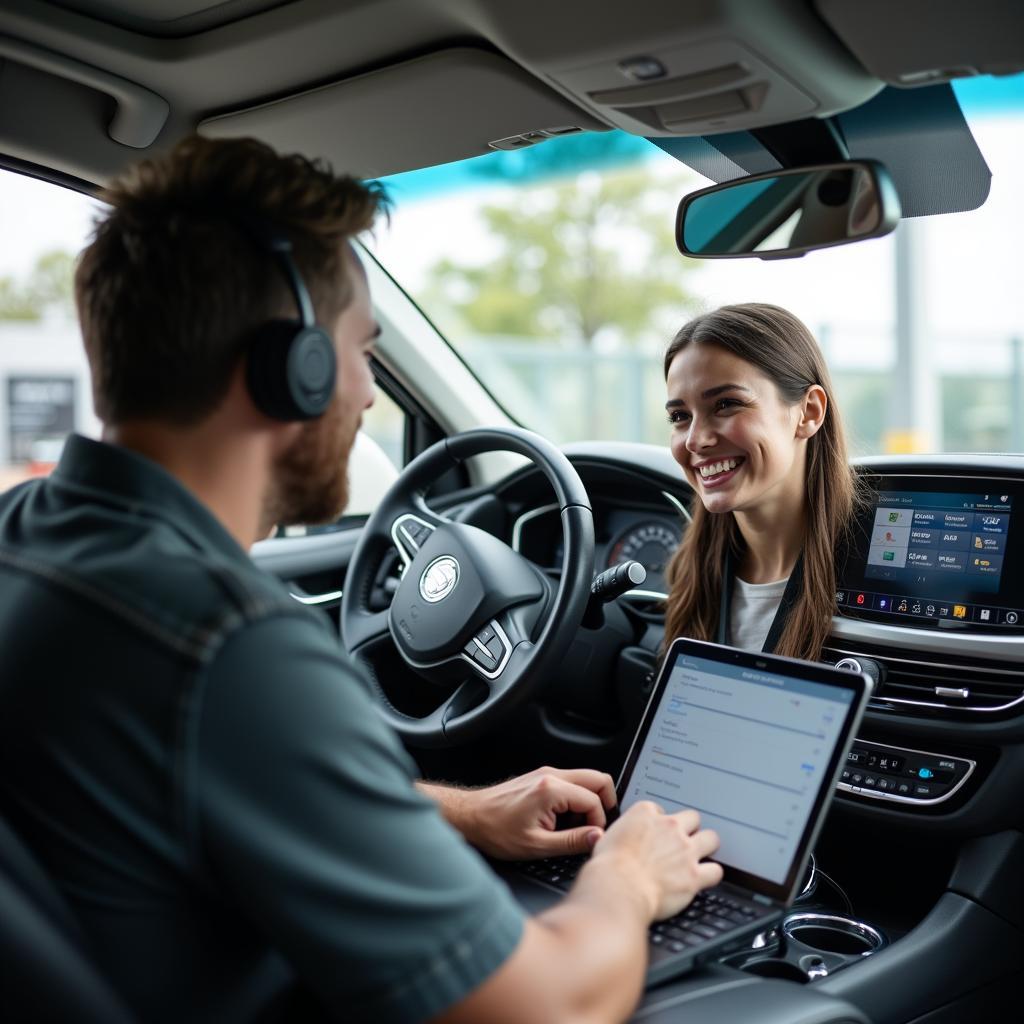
[837,478,1024,630]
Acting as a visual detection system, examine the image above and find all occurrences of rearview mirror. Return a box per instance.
[676,160,901,260]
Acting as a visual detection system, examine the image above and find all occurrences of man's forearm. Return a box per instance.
[438,854,653,1024]
[416,781,479,841]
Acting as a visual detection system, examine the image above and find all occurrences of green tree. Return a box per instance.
[0,249,76,321]
[424,167,699,349]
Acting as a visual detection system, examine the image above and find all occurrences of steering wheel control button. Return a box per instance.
[402,522,430,548]
[476,624,495,645]
[391,514,438,569]
[472,647,498,670]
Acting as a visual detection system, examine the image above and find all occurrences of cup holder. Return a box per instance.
[742,957,811,984]
[727,912,886,982]
[783,913,885,958]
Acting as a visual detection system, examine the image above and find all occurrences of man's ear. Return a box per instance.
[795,384,827,439]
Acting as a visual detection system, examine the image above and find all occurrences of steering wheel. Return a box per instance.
[341,426,594,747]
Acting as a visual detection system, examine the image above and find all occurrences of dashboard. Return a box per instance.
[514,500,684,596]
[491,443,1024,836]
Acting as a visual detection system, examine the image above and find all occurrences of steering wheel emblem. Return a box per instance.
[419,555,460,603]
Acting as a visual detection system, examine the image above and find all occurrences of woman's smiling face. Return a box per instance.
[666,341,818,518]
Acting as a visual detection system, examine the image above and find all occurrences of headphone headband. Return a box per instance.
[230,212,317,329]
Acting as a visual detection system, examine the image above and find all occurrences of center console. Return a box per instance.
[837,738,974,805]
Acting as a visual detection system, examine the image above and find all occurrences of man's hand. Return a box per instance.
[586,800,723,920]
[418,766,617,860]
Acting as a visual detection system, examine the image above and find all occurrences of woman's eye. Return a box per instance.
[715,398,741,413]
[667,410,689,425]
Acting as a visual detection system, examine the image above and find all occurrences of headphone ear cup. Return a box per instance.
[247,322,336,421]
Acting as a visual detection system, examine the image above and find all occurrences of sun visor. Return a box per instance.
[199,47,607,178]
[817,0,1024,87]
[653,85,990,218]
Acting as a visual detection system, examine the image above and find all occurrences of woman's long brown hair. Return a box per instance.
[662,303,862,663]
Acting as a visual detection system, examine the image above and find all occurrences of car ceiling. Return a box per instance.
[0,0,1021,189]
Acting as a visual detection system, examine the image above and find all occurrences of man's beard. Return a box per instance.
[266,398,357,528]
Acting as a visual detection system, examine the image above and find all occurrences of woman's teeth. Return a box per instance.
[699,458,741,479]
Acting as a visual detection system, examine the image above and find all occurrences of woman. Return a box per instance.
[662,302,861,661]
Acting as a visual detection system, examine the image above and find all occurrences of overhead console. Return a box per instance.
[476,0,882,136]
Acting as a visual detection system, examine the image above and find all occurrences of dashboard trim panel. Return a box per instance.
[826,643,1024,714]
[511,502,558,553]
[830,615,1024,665]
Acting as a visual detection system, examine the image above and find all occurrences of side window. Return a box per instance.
[0,169,100,495]
[346,381,404,516]
[0,166,408,525]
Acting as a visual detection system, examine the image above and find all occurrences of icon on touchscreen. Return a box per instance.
[953,605,968,619]
[897,599,908,613]
[888,512,900,523]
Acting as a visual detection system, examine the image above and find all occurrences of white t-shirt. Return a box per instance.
[728,575,790,652]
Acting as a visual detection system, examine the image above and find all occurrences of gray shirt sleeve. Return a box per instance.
[194,612,525,1022]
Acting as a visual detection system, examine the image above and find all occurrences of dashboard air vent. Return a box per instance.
[822,641,1024,716]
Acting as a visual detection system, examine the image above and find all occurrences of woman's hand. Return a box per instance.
[418,766,617,859]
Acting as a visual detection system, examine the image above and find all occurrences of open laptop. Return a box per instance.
[512,637,871,987]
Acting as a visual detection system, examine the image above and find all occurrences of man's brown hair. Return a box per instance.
[75,135,386,425]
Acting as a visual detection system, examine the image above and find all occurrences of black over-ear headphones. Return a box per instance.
[239,215,337,421]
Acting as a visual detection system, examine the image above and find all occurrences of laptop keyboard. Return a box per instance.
[519,855,767,952]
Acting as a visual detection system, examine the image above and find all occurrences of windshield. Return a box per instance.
[367,75,1024,456]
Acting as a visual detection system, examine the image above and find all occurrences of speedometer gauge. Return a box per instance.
[607,520,682,595]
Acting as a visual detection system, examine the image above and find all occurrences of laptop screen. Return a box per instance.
[617,639,868,901]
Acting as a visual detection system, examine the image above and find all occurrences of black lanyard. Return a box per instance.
[716,548,805,653]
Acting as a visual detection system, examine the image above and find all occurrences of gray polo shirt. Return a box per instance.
[0,434,524,1022]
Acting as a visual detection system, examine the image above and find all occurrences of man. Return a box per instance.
[0,136,721,1023]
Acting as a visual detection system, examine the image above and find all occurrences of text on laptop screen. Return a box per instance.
[619,654,854,885]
